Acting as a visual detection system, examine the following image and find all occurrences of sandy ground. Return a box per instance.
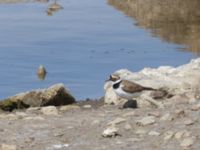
[0,99,200,150]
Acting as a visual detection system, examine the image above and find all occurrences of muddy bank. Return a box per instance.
[0,99,200,150]
[0,58,200,149]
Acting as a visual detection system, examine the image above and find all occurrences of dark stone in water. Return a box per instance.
[123,100,137,109]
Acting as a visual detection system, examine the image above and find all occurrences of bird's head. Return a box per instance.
[106,74,121,82]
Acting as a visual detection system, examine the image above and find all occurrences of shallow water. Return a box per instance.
[0,0,198,100]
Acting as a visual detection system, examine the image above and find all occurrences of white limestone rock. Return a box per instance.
[180,137,194,147]
[107,117,126,126]
[104,58,200,106]
[136,116,156,126]
[1,144,17,150]
[41,106,58,115]
[102,126,119,138]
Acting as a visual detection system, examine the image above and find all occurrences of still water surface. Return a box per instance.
[0,0,198,100]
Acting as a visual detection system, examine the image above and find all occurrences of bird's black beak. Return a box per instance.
[105,78,110,82]
[105,75,112,82]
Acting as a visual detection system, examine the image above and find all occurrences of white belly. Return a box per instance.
[114,88,141,99]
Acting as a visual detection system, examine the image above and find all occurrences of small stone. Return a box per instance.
[24,116,44,120]
[67,126,74,129]
[180,138,194,147]
[123,100,137,109]
[184,119,195,126]
[136,116,156,126]
[174,109,185,118]
[135,129,147,135]
[0,128,4,132]
[116,141,124,145]
[175,130,191,139]
[107,117,126,126]
[15,112,27,117]
[122,111,135,117]
[1,144,17,150]
[191,103,200,111]
[148,131,160,136]
[6,114,18,120]
[83,105,92,108]
[60,105,80,111]
[175,131,184,139]
[164,131,174,140]
[25,137,35,143]
[41,106,58,115]
[50,144,69,149]
[148,111,160,117]
[53,132,64,137]
[102,126,119,138]
[124,123,132,130]
[188,99,197,103]
[160,113,173,121]
[26,107,41,112]
[127,138,142,142]
[92,120,100,125]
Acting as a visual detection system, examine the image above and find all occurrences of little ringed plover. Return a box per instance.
[107,74,156,100]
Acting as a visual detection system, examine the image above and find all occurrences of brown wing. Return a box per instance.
[121,80,154,93]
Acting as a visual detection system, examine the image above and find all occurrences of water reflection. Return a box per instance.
[108,0,200,54]
[46,0,63,16]
[0,0,49,3]
[0,0,64,16]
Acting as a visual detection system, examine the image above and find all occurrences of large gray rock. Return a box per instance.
[104,58,200,106]
[0,83,75,111]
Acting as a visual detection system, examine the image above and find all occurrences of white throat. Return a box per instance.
[113,79,122,85]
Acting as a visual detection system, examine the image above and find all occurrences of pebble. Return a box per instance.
[148,131,160,136]
[5,114,18,120]
[164,131,174,140]
[124,123,132,130]
[184,119,195,126]
[102,126,119,138]
[148,111,160,117]
[92,120,100,125]
[26,107,41,113]
[25,137,35,144]
[180,138,194,147]
[127,138,143,142]
[82,105,92,109]
[190,103,200,111]
[107,117,126,126]
[15,112,27,118]
[135,129,147,135]
[122,111,135,117]
[174,109,185,118]
[188,99,197,103]
[136,116,156,126]
[123,100,137,109]
[24,116,45,121]
[160,113,173,121]
[1,144,17,150]
[60,105,80,111]
[41,106,58,115]
[47,144,69,150]
[175,130,191,139]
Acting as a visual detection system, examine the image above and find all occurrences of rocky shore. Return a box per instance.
[0,58,200,150]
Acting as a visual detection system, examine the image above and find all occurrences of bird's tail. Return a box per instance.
[144,87,156,91]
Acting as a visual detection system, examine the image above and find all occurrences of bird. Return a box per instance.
[107,74,156,100]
